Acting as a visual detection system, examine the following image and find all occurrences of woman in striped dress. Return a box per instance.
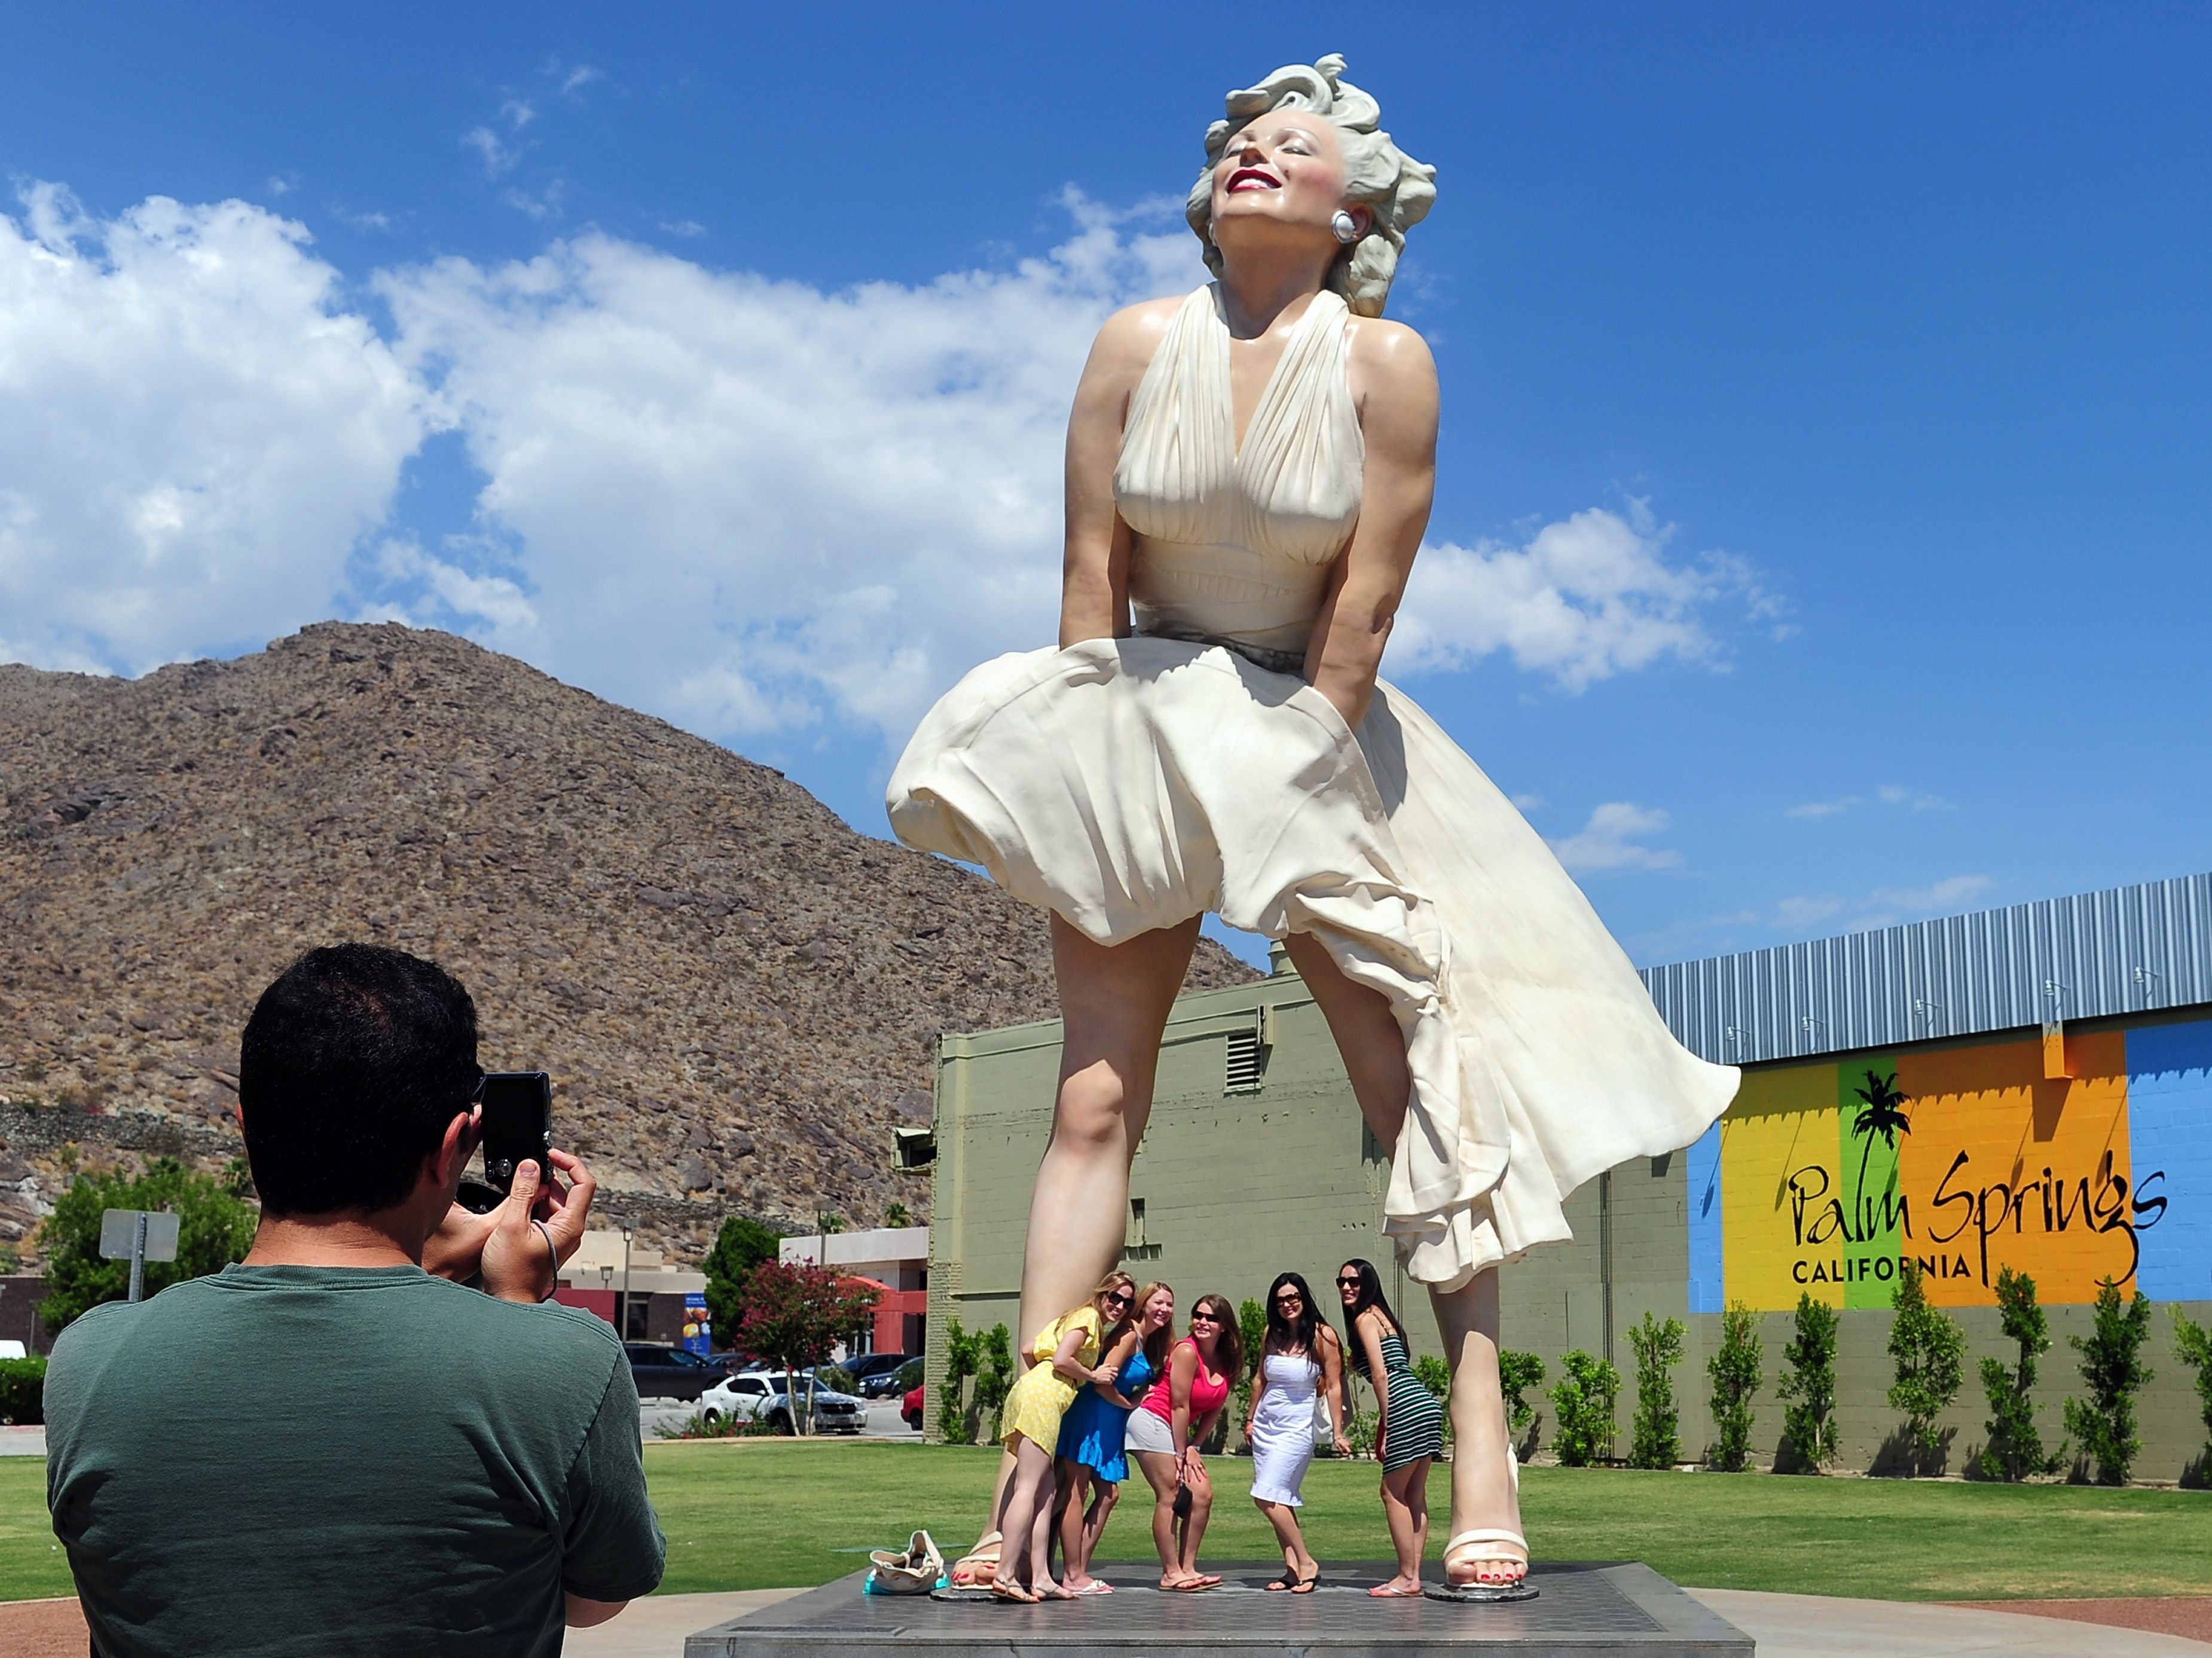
[1339,1258,1445,1596]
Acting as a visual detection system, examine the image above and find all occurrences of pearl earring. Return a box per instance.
[1330,210,1360,245]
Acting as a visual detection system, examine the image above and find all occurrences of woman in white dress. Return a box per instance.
[888,53,1737,1591]
[1242,1272,1349,1592]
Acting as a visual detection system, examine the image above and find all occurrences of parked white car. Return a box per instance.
[699,1370,866,1434]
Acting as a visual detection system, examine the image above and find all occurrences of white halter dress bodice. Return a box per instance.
[887,284,1736,1291]
[1116,286,1361,668]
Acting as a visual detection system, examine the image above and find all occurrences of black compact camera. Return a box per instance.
[457,1071,552,1214]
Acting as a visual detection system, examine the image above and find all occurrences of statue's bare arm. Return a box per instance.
[1060,299,1181,648]
[1303,319,1440,729]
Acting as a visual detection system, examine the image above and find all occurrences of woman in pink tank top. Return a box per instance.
[1123,1293,1242,1591]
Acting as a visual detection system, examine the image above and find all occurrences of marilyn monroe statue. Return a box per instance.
[888,53,1737,1595]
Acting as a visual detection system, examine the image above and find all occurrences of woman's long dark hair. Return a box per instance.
[1336,1258,1404,1371]
[1133,1280,1176,1375]
[1262,1271,1325,1366]
[1189,1292,1243,1385]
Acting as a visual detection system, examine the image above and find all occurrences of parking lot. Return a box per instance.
[635,1397,919,1442]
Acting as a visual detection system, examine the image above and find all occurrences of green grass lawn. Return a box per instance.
[8,1443,2210,1604]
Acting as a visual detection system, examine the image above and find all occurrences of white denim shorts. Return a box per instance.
[1122,1406,1175,1457]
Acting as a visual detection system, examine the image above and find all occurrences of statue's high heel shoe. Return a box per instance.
[1428,1448,1537,1602]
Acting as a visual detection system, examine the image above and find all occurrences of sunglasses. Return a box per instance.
[1336,1277,1362,1288]
[1275,1293,1303,1306]
[1190,1312,1221,1324]
[1104,1291,1134,1307]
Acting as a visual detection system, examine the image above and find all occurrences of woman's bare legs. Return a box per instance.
[1016,915,1201,1343]
[1284,933,1524,1587]
[1134,1451,1188,1586]
[1175,1458,1215,1584]
[1374,1457,1432,1592]
[992,1436,1064,1600]
[1432,1269,1525,1586]
[1056,1465,1116,1589]
[1255,1497,1319,1588]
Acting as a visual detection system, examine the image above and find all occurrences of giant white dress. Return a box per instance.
[887,284,1737,1293]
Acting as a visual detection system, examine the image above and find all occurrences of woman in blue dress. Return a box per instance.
[1055,1281,1176,1593]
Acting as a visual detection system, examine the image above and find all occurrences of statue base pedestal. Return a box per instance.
[684,1561,1751,1656]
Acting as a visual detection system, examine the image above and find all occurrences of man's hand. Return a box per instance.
[481,1147,598,1305]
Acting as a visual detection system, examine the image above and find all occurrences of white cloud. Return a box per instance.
[1786,782,1950,820]
[1392,503,1783,692]
[371,196,1203,735]
[1867,874,1993,915]
[0,181,1788,760]
[0,184,428,674]
[1548,802,1681,873]
[560,65,602,96]
[463,127,521,178]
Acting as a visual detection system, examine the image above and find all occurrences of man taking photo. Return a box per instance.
[45,943,666,1656]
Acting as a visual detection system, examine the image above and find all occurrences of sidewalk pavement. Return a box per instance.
[7,1585,2206,1656]
[560,1587,2212,1658]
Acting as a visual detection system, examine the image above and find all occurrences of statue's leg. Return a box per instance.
[1279,934,1407,1146]
[1431,1269,1526,1586]
[1015,914,1201,1342]
[1282,933,1524,1584]
[961,915,1197,1566]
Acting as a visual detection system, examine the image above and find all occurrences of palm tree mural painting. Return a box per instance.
[1851,1070,1912,1233]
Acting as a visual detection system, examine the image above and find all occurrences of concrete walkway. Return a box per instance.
[561,1586,2212,1657]
[7,1586,2206,1656]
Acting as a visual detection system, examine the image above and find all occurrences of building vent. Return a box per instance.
[1225,1029,1263,1092]
[893,1126,936,1171]
[1122,1196,1160,1262]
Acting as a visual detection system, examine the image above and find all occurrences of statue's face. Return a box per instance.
[1209,109,1356,247]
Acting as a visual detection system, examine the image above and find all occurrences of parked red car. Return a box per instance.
[901,1384,925,1432]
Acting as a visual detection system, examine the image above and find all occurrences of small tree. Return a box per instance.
[884,1201,911,1227]
[1978,1265,2063,1480]
[1549,1349,1620,1467]
[1706,1300,1762,1471]
[733,1261,881,1434]
[38,1157,258,1329]
[1887,1259,1966,1474]
[1500,1350,1547,1456]
[2172,1308,2212,1476]
[2063,1277,2153,1485]
[702,1215,784,1345]
[971,1323,1016,1441]
[937,1318,981,1444]
[1627,1313,1686,1468]
[1777,1292,1840,1471]
[1230,1296,1268,1430]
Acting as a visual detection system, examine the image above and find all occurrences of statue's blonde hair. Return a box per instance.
[1185,53,1437,318]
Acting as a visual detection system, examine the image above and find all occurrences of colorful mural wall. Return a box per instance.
[1687,1016,2212,1311]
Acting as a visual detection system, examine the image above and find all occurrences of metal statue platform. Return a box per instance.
[683,1561,1754,1657]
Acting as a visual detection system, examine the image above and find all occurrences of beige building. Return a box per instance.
[923,874,2212,1477]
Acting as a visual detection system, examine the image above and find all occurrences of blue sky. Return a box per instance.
[2,4,2206,968]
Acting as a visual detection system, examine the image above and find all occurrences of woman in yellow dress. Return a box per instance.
[991,1271,1136,1602]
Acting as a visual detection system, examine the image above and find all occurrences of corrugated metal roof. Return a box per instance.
[1639,872,2212,1065]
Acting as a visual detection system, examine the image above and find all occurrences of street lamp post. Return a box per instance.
[619,1226,633,1341]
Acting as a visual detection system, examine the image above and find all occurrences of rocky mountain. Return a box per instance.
[0,622,1258,1262]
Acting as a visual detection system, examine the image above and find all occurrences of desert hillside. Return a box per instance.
[0,622,1257,1260]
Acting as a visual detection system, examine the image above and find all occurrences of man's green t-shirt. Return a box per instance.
[45,1264,665,1657]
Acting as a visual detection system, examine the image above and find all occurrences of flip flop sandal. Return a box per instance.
[1265,1574,1297,1592]
[989,1578,1040,1605]
[1071,1580,1114,1596]
[1291,1571,1321,1594]
[1368,1581,1423,1597]
[1165,1577,1217,1593]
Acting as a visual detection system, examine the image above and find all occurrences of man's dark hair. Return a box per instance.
[239,944,479,1215]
